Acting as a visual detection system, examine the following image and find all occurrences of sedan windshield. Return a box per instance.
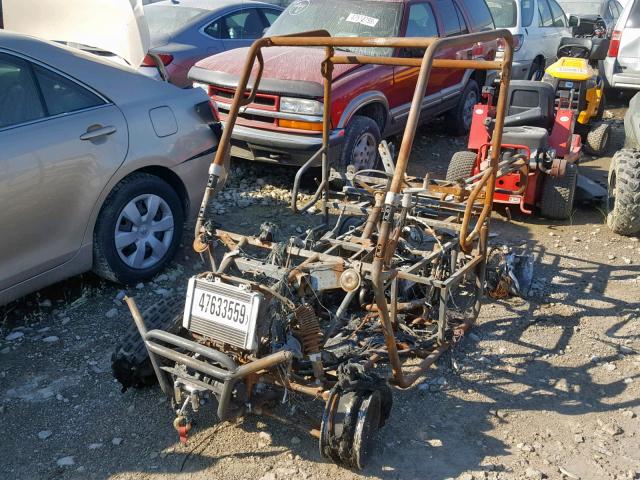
[266,0,403,56]
[486,0,518,28]
[144,5,206,37]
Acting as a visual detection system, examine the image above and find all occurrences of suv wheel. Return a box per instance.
[339,116,381,171]
[93,173,184,284]
[445,79,479,136]
[607,149,640,236]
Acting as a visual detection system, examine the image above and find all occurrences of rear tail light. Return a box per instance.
[608,30,621,58]
[141,53,174,67]
[497,35,524,52]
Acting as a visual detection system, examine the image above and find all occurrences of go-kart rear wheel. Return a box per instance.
[320,389,384,470]
[584,122,611,156]
[111,294,184,391]
[539,163,578,220]
[607,149,640,236]
[446,151,477,182]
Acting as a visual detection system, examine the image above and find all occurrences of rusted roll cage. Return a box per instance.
[192,30,514,389]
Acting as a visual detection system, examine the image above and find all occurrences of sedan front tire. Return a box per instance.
[93,172,184,284]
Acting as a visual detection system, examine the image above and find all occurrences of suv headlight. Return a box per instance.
[280,97,323,115]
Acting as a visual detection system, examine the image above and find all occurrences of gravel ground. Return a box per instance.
[1,108,639,480]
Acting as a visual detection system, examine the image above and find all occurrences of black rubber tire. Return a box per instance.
[338,116,381,172]
[529,58,545,81]
[584,122,611,156]
[446,151,477,182]
[111,295,184,391]
[539,163,578,220]
[93,173,184,284]
[445,79,479,136]
[607,149,640,236]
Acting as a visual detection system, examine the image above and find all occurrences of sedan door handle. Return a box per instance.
[80,125,117,141]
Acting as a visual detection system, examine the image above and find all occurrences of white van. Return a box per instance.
[603,0,640,90]
[487,0,572,79]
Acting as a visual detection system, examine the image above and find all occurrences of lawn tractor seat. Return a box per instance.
[502,80,555,130]
[501,125,549,152]
[557,37,609,61]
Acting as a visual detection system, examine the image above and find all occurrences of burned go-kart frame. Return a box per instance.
[124,30,513,469]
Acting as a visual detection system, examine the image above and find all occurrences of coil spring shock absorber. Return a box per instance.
[295,304,324,382]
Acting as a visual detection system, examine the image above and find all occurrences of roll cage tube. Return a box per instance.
[193,30,514,388]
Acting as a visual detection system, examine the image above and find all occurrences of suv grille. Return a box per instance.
[210,86,278,127]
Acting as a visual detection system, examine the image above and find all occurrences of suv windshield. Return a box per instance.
[266,0,403,56]
[144,6,206,37]
[486,0,517,28]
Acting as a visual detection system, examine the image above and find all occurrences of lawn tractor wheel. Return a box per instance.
[111,294,184,391]
[584,122,611,156]
[446,151,477,182]
[607,149,640,236]
[539,163,578,220]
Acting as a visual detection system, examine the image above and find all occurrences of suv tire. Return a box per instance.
[93,173,184,284]
[446,79,479,136]
[607,149,640,236]
[111,294,184,391]
[446,151,477,181]
[338,116,381,171]
[539,163,578,220]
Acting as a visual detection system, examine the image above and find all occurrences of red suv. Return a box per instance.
[190,0,497,170]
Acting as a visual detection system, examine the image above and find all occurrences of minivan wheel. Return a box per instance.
[93,172,184,284]
[529,58,544,81]
[445,79,479,136]
[338,116,382,172]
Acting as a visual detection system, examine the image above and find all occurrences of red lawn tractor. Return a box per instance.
[447,80,582,220]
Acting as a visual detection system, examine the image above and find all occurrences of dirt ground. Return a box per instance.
[1,102,639,480]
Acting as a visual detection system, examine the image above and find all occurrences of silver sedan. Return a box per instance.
[0,31,218,306]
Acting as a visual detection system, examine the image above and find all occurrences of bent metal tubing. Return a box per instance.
[195,30,514,389]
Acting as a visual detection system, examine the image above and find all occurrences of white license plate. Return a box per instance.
[183,277,261,351]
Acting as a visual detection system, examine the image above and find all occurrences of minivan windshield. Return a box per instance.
[266,0,403,56]
[486,0,517,28]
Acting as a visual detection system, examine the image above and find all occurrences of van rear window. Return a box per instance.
[627,0,640,28]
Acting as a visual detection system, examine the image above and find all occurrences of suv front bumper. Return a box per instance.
[229,124,346,166]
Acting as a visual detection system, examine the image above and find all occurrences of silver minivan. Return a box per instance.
[603,0,640,90]
[487,0,571,80]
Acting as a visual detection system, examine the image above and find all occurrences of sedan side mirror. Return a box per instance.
[568,15,581,27]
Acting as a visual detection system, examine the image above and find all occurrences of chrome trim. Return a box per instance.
[336,91,389,129]
[230,123,344,148]
[216,101,322,122]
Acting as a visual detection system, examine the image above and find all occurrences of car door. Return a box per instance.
[392,1,442,121]
[217,8,272,51]
[0,51,128,292]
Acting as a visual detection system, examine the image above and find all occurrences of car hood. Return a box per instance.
[2,0,150,67]
[192,46,361,94]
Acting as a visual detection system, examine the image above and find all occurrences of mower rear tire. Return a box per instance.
[607,149,640,236]
[446,151,477,182]
[584,122,611,156]
[539,163,578,220]
[111,294,184,391]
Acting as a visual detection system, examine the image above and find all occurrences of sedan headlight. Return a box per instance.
[280,97,323,115]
